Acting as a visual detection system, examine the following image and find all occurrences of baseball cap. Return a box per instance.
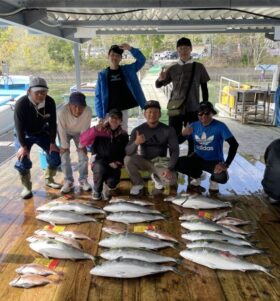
[29,76,48,92]
[69,92,86,106]
[144,100,161,110]
[108,108,123,119]
[198,101,217,115]
[176,37,192,48]
[108,45,124,56]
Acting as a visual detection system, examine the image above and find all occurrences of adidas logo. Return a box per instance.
[194,132,214,146]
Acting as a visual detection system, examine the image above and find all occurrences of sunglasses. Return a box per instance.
[198,111,211,117]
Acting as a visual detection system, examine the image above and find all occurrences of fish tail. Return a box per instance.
[263,268,276,279]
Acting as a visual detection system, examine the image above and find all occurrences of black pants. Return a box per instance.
[176,153,229,184]
[92,160,121,193]
[169,112,198,154]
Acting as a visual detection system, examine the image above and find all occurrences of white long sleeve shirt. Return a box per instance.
[57,104,92,148]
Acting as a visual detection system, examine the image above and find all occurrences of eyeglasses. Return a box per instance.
[198,111,211,117]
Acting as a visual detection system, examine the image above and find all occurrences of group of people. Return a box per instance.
[13,37,279,205]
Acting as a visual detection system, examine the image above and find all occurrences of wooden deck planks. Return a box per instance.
[0,150,280,301]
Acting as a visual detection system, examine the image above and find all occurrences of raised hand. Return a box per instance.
[134,130,145,145]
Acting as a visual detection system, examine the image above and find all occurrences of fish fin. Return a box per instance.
[42,253,50,259]
[263,267,276,279]
[50,222,56,226]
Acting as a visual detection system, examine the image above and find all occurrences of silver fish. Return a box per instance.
[58,230,92,240]
[36,211,97,225]
[106,212,164,224]
[186,241,263,256]
[102,225,126,235]
[179,211,230,222]
[216,217,251,226]
[15,263,63,276]
[144,230,178,243]
[100,248,179,263]
[181,219,246,239]
[90,258,179,278]
[37,202,105,215]
[103,202,160,214]
[181,231,253,247]
[221,224,253,235]
[99,233,174,249]
[109,198,153,206]
[27,234,82,250]
[9,274,57,288]
[166,194,231,209]
[29,239,95,260]
[180,248,273,277]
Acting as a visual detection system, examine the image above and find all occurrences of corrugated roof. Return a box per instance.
[0,1,280,42]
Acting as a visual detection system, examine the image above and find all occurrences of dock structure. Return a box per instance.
[0,72,280,301]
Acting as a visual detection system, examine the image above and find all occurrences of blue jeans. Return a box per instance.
[59,133,88,182]
[14,133,61,175]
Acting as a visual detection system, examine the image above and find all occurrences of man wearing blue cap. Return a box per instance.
[57,91,92,193]
[14,76,61,199]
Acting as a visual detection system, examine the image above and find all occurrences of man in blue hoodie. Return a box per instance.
[94,43,146,130]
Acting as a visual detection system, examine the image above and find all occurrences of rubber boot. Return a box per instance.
[45,168,62,189]
[20,172,33,199]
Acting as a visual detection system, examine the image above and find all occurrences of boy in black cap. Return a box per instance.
[57,91,92,193]
[125,100,179,195]
[95,43,146,131]
[155,37,210,146]
[176,101,239,193]
[14,76,61,199]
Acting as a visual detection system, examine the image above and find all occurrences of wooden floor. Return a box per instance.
[0,147,279,301]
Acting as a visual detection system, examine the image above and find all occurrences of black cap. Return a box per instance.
[176,37,192,48]
[108,45,124,56]
[69,92,86,106]
[198,101,217,115]
[108,108,123,119]
[144,100,161,110]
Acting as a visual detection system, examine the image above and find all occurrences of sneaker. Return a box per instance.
[60,180,74,194]
[130,185,144,195]
[190,171,206,186]
[79,179,92,191]
[209,180,219,192]
[92,191,102,200]
[151,173,163,190]
[188,184,206,193]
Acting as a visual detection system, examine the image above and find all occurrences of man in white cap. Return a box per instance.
[57,91,92,193]
[14,76,61,199]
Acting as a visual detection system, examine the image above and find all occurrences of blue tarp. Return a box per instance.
[274,85,280,127]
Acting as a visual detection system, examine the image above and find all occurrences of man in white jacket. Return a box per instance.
[57,92,92,193]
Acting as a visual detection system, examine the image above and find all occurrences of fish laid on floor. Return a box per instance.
[179,211,230,222]
[109,199,153,206]
[16,263,63,276]
[100,248,179,263]
[216,217,251,226]
[106,212,164,224]
[58,230,92,240]
[37,202,105,215]
[27,234,82,250]
[102,225,126,235]
[144,230,178,243]
[103,202,160,214]
[186,241,263,256]
[90,258,180,278]
[181,219,246,239]
[221,224,253,235]
[36,211,97,225]
[99,233,175,250]
[9,274,58,288]
[165,194,231,209]
[180,248,274,277]
[181,231,253,247]
[29,239,95,260]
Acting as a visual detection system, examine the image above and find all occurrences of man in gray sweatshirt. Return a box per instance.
[124,100,179,195]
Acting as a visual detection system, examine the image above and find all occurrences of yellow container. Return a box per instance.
[221,86,235,108]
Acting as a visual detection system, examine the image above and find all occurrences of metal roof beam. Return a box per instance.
[95,28,273,35]
[61,19,280,28]
[23,0,280,9]
[23,9,47,26]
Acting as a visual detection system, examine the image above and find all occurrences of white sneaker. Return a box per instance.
[151,173,163,190]
[130,185,144,195]
[61,180,74,194]
[79,179,92,191]
[190,171,206,186]
[209,180,219,192]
